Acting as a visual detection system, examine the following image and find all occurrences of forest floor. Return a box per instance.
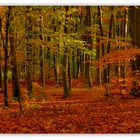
[0,80,140,133]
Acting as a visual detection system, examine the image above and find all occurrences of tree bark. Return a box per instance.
[121,9,127,81]
[9,7,20,101]
[83,6,92,87]
[106,6,114,84]
[129,6,140,71]
[62,6,70,98]
[25,7,33,98]
[39,8,45,89]
[3,7,12,107]
[68,55,72,91]
[52,7,60,86]
[46,47,50,80]
[0,17,3,92]
[97,6,104,84]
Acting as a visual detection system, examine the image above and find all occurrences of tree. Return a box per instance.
[0,17,3,92]
[38,8,45,89]
[106,6,114,84]
[2,7,11,107]
[96,6,104,84]
[83,6,92,87]
[25,7,33,98]
[129,6,140,71]
[62,6,70,98]
[52,7,60,86]
[9,7,20,101]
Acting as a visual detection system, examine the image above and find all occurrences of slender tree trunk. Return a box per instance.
[80,52,85,77]
[121,9,128,81]
[46,47,50,79]
[9,7,20,101]
[117,25,121,82]
[76,49,80,79]
[39,9,45,89]
[79,11,85,79]
[68,55,72,91]
[62,53,69,98]
[53,54,60,86]
[0,17,3,92]
[72,51,76,79]
[0,47,2,92]
[67,8,72,91]
[62,6,70,98]
[10,31,20,100]
[97,6,107,83]
[83,6,92,87]
[104,6,114,96]
[97,6,104,84]
[32,44,36,82]
[3,7,11,107]
[106,6,114,84]
[25,7,33,98]
[52,7,60,86]
[96,37,101,84]
[4,44,8,107]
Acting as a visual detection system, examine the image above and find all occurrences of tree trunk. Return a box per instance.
[32,44,36,82]
[53,53,60,86]
[96,37,101,85]
[9,7,20,101]
[117,24,121,82]
[25,7,33,98]
[46,47,50,80]
[62,6,70,98]
[52,7,60,86]
[68,55,72,91]
[104,6,114,96]
[83,6,92,87]
[72,51,76,79]
[3,7,11,107]
[129,6,140,71]
[97,6,104,84]
[39,9,45,89]
[106,6,114,84]
[10,31,20,100]
[120,9,127,81]
[0,17,3,92]
[76,49,80,79]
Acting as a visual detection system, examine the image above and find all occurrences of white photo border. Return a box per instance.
[0,0,140,5]
[0,0,140,140]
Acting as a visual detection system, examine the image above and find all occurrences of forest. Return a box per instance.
[0,6,140,133]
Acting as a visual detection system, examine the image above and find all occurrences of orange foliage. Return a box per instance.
[92,48,140,68]
[0,83,139,133]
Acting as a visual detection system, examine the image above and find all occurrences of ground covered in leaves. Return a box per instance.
[0,81,140,133]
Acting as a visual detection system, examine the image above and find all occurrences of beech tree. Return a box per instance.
[0,6,139,107]
[82,6,92,87]
[25,7,33,98]
[0,17,2,92]
[97,6,104,84]
[38,8,45,89]
[106,6,114,84]
[129,6,140,71]
[2,7,11,107]
[9,7,20,101]
[62,6,70,98]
